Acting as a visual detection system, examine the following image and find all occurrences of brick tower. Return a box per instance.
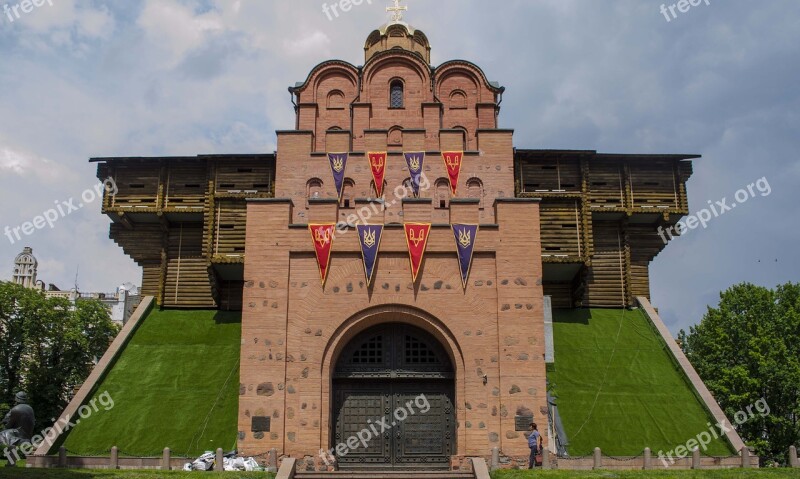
[237,19,547,469]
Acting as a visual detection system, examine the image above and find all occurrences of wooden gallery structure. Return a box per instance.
[92,151,694,311]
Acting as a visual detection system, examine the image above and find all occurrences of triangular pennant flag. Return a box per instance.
[442,151,464,195]
[404,223,431,282]
[328,152,348,200]
[309,224,336,286]
[452,224,479,289]
[357,224,384,287]
[368,152,387,197]
[404,152,425,198]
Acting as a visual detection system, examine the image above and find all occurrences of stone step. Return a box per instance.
[295,472,474,479]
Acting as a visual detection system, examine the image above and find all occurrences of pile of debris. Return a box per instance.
[183,451,264,472]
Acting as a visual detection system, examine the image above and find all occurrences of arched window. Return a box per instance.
[390,80,404,109]
[388,126,403,146]
[327,90,345,109]
[449,90,467,109]
[452,126,468,150]
[435,178,450,209]
[341,178,355,209]
[307,178,323,200]
[370,179,388,198]
[467,178,484,207]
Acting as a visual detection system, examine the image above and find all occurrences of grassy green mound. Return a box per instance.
[60,309,241,457]
[548,308,735,457]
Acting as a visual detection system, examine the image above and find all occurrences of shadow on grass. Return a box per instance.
[552,308,591,325]
[213,311,242,325]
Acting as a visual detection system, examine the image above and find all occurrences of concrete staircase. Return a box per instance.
[278,458,490,479]
[294,472,475,479]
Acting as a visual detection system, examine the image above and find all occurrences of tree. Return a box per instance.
[680,282,800,465]
[0,282,119,431]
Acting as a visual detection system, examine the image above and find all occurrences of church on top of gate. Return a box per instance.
[89,1,697,470]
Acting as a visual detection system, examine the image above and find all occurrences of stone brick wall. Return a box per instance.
[239,198,547,460]
[239,23,546,464]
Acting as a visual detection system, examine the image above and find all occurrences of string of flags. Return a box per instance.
[328,151,465,199]
[309,223,479,289]
[314,151,474,288]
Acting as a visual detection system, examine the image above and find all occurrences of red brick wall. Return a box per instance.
[240,31,545,465]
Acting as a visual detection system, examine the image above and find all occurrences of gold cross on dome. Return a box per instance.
[387,0,408,23]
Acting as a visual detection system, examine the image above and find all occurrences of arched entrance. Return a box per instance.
[332,323,455,469]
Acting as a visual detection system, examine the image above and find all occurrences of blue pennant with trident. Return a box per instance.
[452,224,479,289]
[357,224,384,287]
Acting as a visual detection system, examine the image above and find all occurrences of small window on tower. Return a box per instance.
[390,80,404,109]
[450,90,467,109]
[327,90,345,110]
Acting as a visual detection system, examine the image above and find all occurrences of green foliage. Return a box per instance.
[680,282,800,465]
[0,282,119,430]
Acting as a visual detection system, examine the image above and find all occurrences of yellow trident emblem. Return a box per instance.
[314,228,332,248]
[458,229,472,248]
[444,153,461,170]
[370,155,385,172]
[363,228,377,248]
[408,228,426,248]
[331,156,345,173]
[408,155,421,172]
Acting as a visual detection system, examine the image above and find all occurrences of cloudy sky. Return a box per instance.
[0,0,797,334]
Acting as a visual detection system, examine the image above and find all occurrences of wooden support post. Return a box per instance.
[643,447,651,469]
[490,447,499,471]
[110,446,119,470]
[789,445,798,468]
[593,447,602,469]
[741,447,750,468]
[692,447,701,469]
[162,447,171,471]
[216,448,224,471]
[58,446,67,468]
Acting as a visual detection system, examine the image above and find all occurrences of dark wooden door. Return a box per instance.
[332,324,455,469]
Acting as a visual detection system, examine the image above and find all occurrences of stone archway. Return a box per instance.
[319,305,465,470]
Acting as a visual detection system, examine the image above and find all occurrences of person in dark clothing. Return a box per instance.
[527,422,542,469]
[1,392,35,467]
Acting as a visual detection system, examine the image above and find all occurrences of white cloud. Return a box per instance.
[137,0,224,68]
[0,145,74,184]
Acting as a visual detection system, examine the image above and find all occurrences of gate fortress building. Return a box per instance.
[92,21,695,468]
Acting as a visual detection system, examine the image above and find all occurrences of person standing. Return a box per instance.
[527,422,542,469]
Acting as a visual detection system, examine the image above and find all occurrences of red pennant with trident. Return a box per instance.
[442,151,464,195]
[309,224,336,286]
[404,223,431,282]
[368,152,387,197]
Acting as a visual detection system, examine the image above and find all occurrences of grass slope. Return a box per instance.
[0,470,274,479]
[548,308,734,457]
[491,470,800,479]
[60,309,241,457]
